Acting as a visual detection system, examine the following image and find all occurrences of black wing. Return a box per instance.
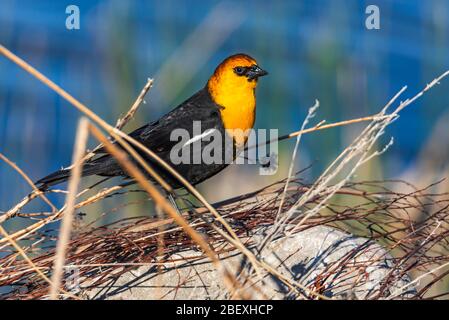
[129,88,224,154]
[36,87,227,188]
[84,88,227,185]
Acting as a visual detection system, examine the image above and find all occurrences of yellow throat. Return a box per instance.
[207,73,257,147]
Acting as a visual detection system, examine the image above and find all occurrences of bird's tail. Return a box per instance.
[35,163,102,190]
[35,168,72,190]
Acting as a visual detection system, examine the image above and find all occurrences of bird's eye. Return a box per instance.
[234,66,245,75]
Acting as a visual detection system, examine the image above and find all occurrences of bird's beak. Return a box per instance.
[247,65,268,81]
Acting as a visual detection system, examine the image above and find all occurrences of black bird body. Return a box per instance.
[37,88,230,189]
[36,53,268,190]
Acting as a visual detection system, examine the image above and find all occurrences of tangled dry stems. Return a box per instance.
[1,178,449,299]
[1,44,449,299]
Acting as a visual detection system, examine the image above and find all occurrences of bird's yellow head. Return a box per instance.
[207,54,268,146]
[207,54,268,92]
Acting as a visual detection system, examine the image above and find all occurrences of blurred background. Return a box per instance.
[1,0,449,222]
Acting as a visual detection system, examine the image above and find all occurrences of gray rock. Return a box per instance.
[85,225,414,300]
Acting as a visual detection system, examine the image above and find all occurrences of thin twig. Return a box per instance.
[49,118,89,299]
[115,78,154,130]
[0,152,57,215]
[68,78,154,169]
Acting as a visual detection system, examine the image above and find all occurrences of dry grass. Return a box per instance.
[1,44,449,300]
[2,178,449,299]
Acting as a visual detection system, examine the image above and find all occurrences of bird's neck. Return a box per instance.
[207,79,256,146]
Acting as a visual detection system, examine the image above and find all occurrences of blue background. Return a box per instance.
[1,0,449,213]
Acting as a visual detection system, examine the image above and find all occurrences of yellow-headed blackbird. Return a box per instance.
[36,54,268,189]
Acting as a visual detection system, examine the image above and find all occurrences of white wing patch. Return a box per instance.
[182,129,217,147]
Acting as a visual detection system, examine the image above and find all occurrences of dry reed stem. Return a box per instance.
[275,100,319,223]
[0,152,56,213]
[155,205,165,299]
[88,123,247,299]
[68,78,154,170]
[115,78,154,130]
[49,118,89,300]
[244,114,392,153]
[74,185,124,209]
